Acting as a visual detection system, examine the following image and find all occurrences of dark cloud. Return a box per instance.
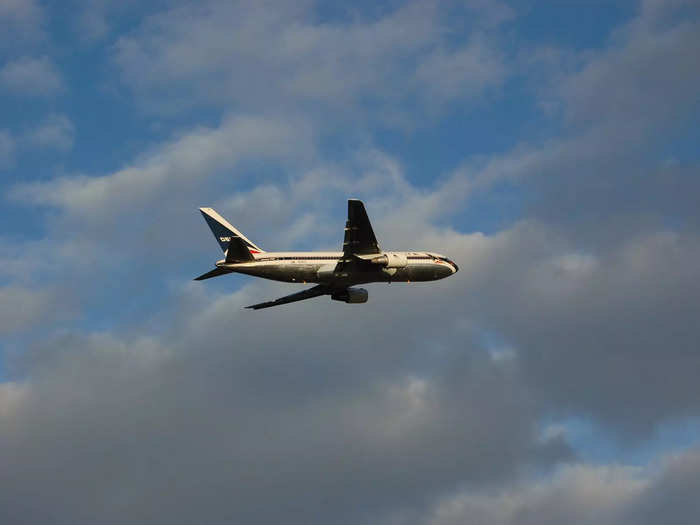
[622,448,700,525]
[2,1,700,523]
[529,4,700,236]
[416,447,700,525]
[0,291,569,524]
[445,225,700,434]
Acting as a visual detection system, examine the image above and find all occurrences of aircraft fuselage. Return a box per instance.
[216,251,458,286]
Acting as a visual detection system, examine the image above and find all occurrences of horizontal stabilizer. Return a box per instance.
[194,267,232,281]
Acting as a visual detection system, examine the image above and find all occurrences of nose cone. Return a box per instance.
[451,262,459,273]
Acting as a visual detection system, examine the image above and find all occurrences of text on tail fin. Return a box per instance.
[199,207,265,254]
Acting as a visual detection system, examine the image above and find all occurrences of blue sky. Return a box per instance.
[2,1,700,524]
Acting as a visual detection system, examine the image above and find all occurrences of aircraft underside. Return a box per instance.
[226,261,451,285]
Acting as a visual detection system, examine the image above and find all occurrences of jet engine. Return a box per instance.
[369,252,408,268]
[331,287,369,304]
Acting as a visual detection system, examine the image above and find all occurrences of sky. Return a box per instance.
[1,0,700,523]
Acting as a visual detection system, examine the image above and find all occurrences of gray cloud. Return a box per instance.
[0,56,64,96]
[0,0,44,46]
[0,286,569,524]
[25,113,75,151]
[0,286,69,335]
[414,37,506,103]
[531,4,700,233]
[112,0,510,120]
[420,447,700,525]
[445,224,700,434]
[2,1,700,523]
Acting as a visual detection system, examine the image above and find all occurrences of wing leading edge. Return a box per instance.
[245,285,332,310]
[194,267,232,281]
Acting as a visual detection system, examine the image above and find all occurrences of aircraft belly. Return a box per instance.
[232,265,291,283]
[401,264,450,282]
[254,264,321,283]
[228,262,450,285]
[416,264,451,281]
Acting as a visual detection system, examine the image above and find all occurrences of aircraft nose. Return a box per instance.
[451,262,459,273]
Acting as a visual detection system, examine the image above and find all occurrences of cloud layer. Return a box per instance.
[1,1,699,524]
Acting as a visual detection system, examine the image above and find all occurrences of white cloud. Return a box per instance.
[0,56,64,96]
[425,448,700,525]
[12,114,314,220]
[71,0,142,42]
[112,0,510,120]
[426,463,646,525]
[26,113,75,151]
[559,11,700,134]
[414,37,507,102]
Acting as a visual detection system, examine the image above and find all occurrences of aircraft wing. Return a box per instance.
[194,267,232,281]
[342,199,381,256]
[245,285,332,310]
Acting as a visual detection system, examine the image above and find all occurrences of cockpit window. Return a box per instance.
[439,257,458,270]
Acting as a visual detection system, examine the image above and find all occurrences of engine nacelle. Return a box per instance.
[370,252,408,268]
[331,287,368,304]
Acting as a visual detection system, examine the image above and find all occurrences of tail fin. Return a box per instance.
[199,207,265,254]
[225,237,254,263]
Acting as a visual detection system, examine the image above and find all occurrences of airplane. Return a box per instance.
[195,199,458,309]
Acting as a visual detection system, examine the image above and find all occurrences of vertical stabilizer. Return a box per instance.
[199,207,265,254]
[343,199,381,255]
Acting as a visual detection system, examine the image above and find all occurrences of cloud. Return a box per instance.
[9,97,700,438]
[453,2,700,238]
[0,286,67,335]
[558,4,700,134]
[1,2,700,523]
[0,56,64,96]
[0,0,44,45]
[414,37,507,103]
[25,113,75,151]
[69,0,143,42]
[621,447,700,525]
[422,447,700,525]
[446,223,700,433]
[0,288,568,524]
[6,113,318,308]
[112,0,510,119]
[12,114,314,225]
